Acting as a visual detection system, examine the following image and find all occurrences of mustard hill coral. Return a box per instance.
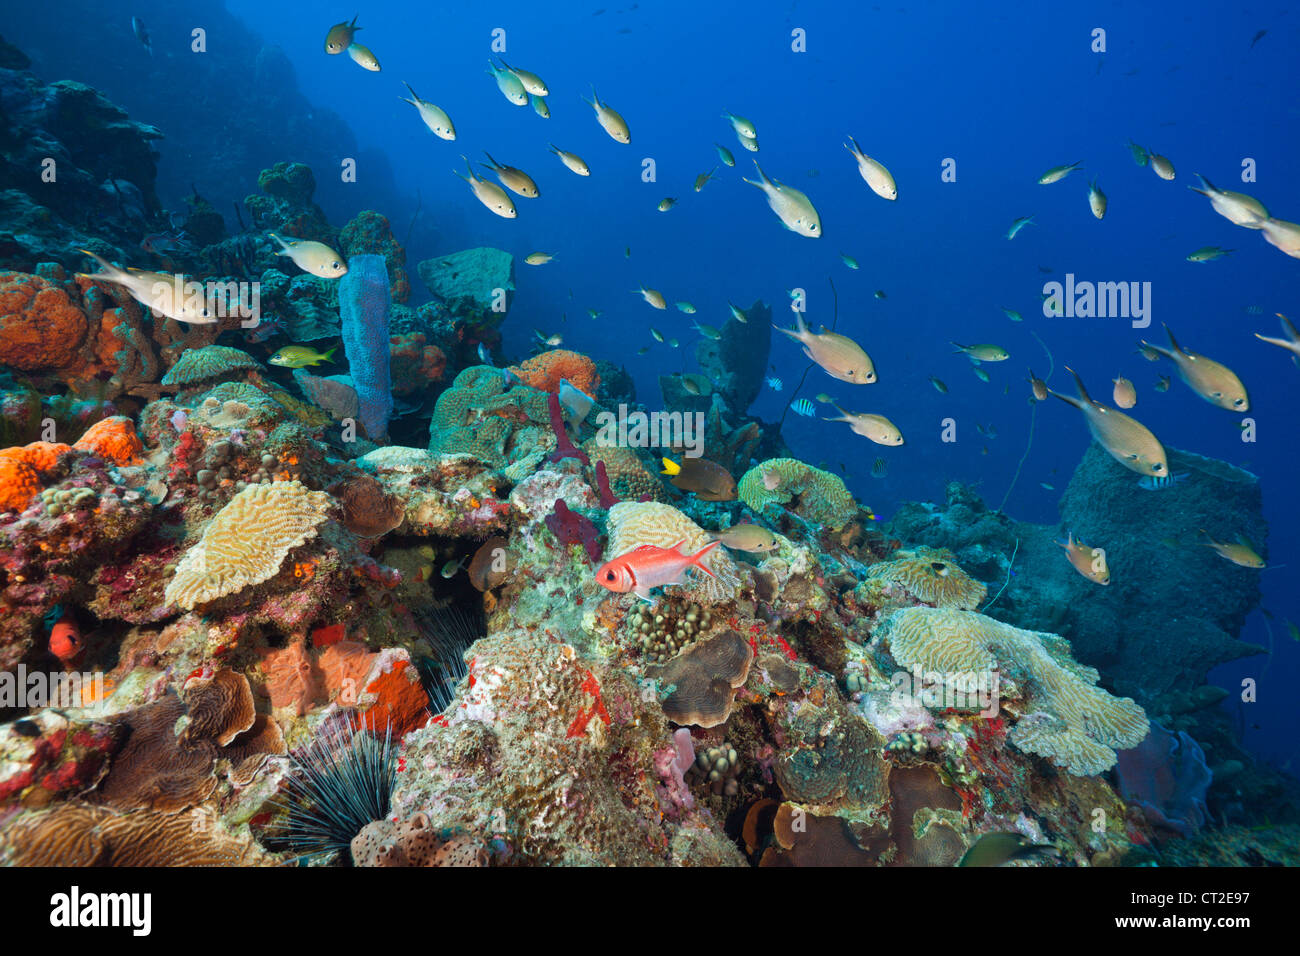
[164,480,332,610]
[738,457,857,531]
[883,607,1149,775]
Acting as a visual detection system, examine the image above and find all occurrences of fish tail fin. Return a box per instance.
[687,540,721,577]
[660,458,681,476]
[402,81,419,101]
[950,341,967,353]
[844,134,862,157]
[1279,313,1300,342]
[323,346,338,362]
[1162,323,1184,354]
[1064,365,1093,403]
[482,150,498,169]
[1194,172,1215,193]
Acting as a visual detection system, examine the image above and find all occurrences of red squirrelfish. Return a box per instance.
[596,539,720,601]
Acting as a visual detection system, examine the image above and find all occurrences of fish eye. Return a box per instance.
[1152,462,1165,472]
[603,570,616,581]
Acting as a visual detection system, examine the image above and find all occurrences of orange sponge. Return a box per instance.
[73,416,143,465]
[509,349,600,396]
[0,441,72,476]
[0,456,41,513]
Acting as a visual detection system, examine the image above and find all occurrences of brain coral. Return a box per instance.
[0,271,89,373]
[738,458,857,531]
[883,607,1149,775]
[865,547,987,609]
[428,365,553,470]
[160,344,263,387]
[509,349,600,395]
[606,501,741,604]
[72,415,143,464]
[164,480,333,610]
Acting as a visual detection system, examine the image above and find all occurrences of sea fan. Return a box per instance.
[272,720,396,864]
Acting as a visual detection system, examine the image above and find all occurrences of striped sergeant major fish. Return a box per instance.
[1136,471,1189,490]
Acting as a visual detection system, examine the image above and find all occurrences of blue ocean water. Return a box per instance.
[8,1,1299,773]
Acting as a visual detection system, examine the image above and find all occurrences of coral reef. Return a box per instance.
[738,457,859,531]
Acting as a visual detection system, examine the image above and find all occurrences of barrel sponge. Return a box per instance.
[606,501,741,604]
[883,607,1149,776]
[738,458,857,531]
[164,480,333,610]
[339,254,394,441]
[865,547,987,609]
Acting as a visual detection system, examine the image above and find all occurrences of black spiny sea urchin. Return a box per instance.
[272,719,396,864]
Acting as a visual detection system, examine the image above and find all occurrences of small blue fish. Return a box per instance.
[765,376,783,392]
[1136,471,1189,490]
[791,398,815,417]
[477,342,493,365]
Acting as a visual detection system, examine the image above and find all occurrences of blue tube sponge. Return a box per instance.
[338,254,393,440]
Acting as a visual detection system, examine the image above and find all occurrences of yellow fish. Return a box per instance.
[1201,532,1266,569]
[499,59,548,96]
[1058,530,1110,585]
[952,342,1009,361]
[743,160,821,237]
[711,523,779,553]
[1140,324,1249,411]
[774,312,875,384]
[1255,313,1300,366]
[584,86,630,143]
[524,252,554,265]
[453,156,517,218]
[844,135,897,200]
[268,233,347,278]
[270,344,338,368]
[634,286,667,309]
[1048,366,1169,477]
[76,249,217,324]
[823,406,903,445]
[548,144,590,176]
[1112,376,1137,408]
[400,82,455,140]
[346,42,381,72]
[1189,174,1267,228]
[482,151,540,198]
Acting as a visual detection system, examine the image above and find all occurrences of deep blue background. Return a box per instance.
[14,0,1300,773]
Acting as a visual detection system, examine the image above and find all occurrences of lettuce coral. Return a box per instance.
[883,606,1149,775]
[164,480,333,610]
[737,457,857,531]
